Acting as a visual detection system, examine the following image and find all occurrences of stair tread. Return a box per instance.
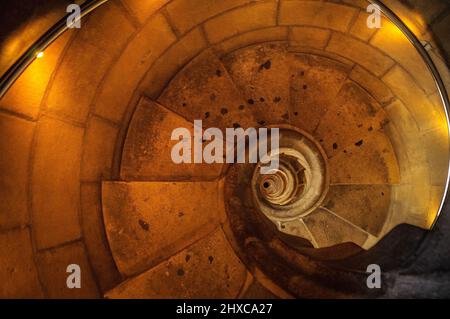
[328,129,400,185]
[323,184,393,236]
[157,48,256,130]
[221,43,292,126]
[102,180,224,277]
[315,80,387,157]
[288,52,351,133]
[104,228,247,299]
[121,97,224,181]
[303,208,369,248]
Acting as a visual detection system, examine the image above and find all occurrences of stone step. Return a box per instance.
[120,97,224,181]
[328,129,400,185]
[323,184,393,237]
[220,43,292,126]
[157,48,257,131]
[303,208,372,249]
[102,180,225,277]
[314,80,389,157]
[104,228,247,299]
[288,52,352,133]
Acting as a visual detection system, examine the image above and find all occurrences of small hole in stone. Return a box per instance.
[263,182,270,189]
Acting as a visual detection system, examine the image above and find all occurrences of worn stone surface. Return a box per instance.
[389,184,432,230]
[324,185,392,236]
[303,208,368,248]
[328,130,400,185]
[45,40,113,123]
[32,117,83,249]
[241,278,279,299]
[120,0,168,24]
[0,228,43,298]
[81,116,118,182]
[341,0,368,9]
[382,100,434,230]
[158,49,256,130]
[349,65,394,105]
[105,229,247,298]
[326,33,394,77]
[349,11,377,41]
[142,28,208,99]
[289,53,351,133]
[382,65,442,132]
[204,1,277,44]
[216,27,289,55]
[279,1,358,32]
[221,43,291,125]
[46,1,134,123]
[315,81,388,157]
[80,183,122,292]
[289,27,331,49]
[1,0,449,299]
[121,98,223,180]
[428,90,448,126]
[0,114,34,229]
[371,19,436,94]
[384,99,428,185]
[95,13,176,123]
[166,0,254,35]
[102,181,224,276]
[423,126,449,187]
[36,241,99,298]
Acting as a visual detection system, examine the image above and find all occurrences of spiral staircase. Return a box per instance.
[0,0,450,298]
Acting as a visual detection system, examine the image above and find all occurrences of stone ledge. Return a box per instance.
[279,1,358,32]
[32,116,83,250]
[0,113,35,229]
[204,1,277,44]
[36,241,100,298]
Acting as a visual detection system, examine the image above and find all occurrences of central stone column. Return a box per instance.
[252,127,329,238]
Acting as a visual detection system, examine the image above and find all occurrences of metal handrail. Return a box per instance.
[367,0,450,229]
[0,0,109,98]
[0,0,448,227]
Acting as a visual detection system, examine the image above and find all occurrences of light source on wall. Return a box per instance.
[36,51,44,59]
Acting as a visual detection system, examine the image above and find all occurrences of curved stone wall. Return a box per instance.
[0,0,449,298]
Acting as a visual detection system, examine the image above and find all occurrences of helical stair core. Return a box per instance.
[0,0,449,299]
